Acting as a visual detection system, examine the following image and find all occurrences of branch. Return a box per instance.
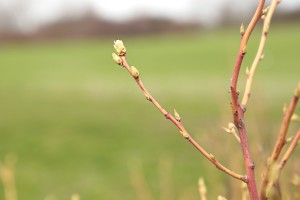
[260,82,299,200]
[271,95,299,161]
[112,41,245,182]
[229,1,266,199]
[222,123,241,143]
[278,128,300,170]
[231,0,266,92]
[241,20,266,106]
[261,129,300,200]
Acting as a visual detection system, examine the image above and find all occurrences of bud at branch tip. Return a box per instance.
[113,40,126,56]
[112,53,123,65]
[240,23,245,37]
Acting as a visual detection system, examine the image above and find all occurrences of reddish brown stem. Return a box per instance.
[230,1,266,199]
[231,0,265,91]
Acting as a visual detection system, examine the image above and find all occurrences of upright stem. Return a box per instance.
[230,1,266,199]
[237,111,258,200]
[230,86,258,200]
[231,0,265,90]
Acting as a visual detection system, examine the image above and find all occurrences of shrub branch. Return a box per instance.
[110,1,298,199]
[229,0,267,199]
[260,82,299,199]
[112,48,245,182]
[278,128,300,170]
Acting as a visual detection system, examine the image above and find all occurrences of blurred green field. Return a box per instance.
[0,23,299,199]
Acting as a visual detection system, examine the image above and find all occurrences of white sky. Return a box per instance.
[1,0,300,31]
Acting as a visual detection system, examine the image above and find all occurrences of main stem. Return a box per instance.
[231,79,258,200]
[230,51,259,200]
[230,0,266,198]
[237,109,258,200]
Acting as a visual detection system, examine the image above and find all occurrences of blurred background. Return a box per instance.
[0,0,300,199]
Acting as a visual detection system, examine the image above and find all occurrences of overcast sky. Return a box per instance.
[1,0,300,32]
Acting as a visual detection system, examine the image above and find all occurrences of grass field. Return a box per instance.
[0,23,299,199]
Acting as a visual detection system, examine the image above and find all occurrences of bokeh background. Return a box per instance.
[0,0,300,199]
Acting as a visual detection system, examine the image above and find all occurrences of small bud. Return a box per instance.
[260,54,265,60]
[263,6,270,16]
[228,122,235,131]
[240,23,245,37]
[174,109,181,122]
[209,153,215,161]
[264,24,269,35]
[223,123,240,143]
[144,92,150,101]
[243,175,248,183]
[294,82,300,97]
[246,67,250,76]
[131,66,140,79]
[250,161,255,169]
[242,45,247,54]
[112,53,122,65]
[223,123,234,134]
[180,130,189,138]
[113,40,126,56]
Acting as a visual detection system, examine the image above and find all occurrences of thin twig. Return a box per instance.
[278,128,300,170]
[222,123,241,143]
[231,0,266,92]
[260,82,299,200]
[241,20,266,106]
[241,1,282,107]
[118,54,245,182]
[271,94,299,160]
